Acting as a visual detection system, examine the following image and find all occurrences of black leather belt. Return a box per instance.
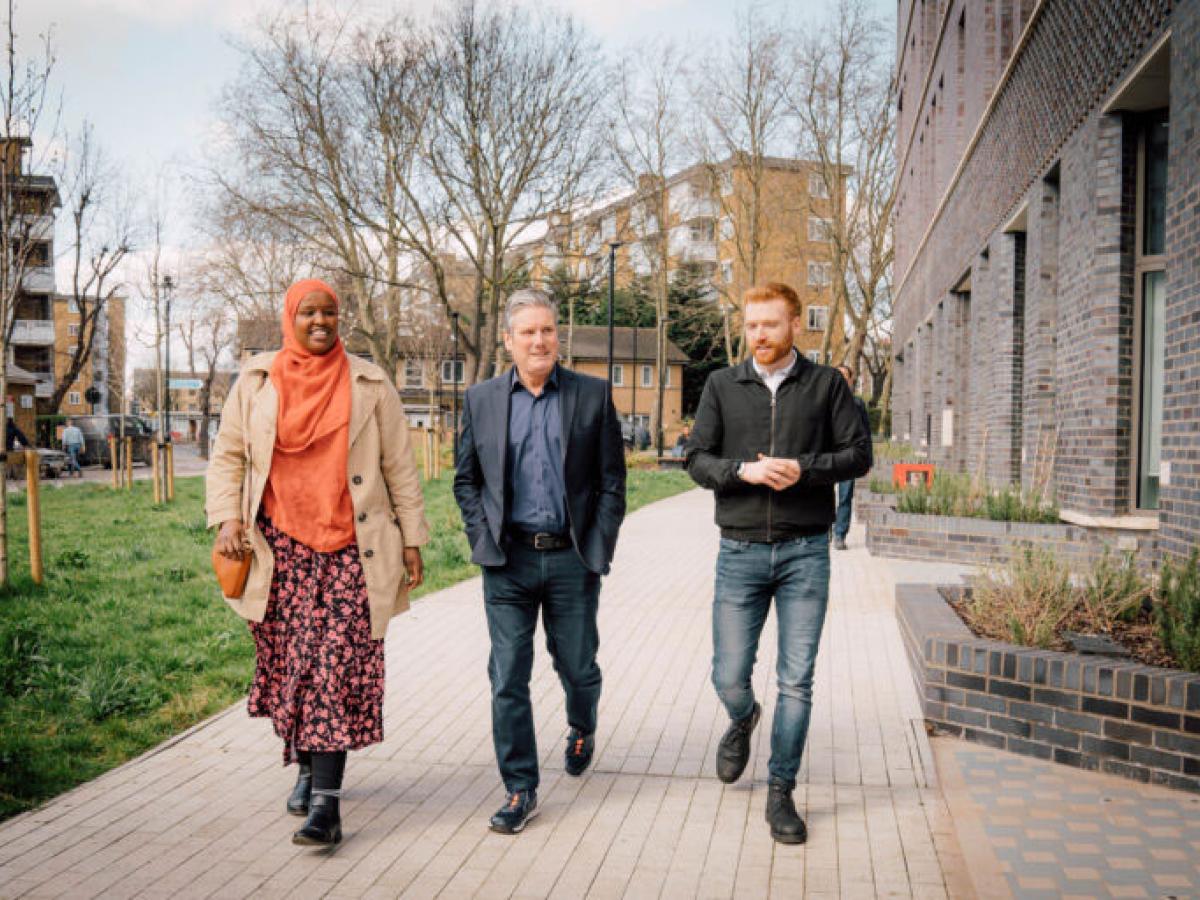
[508,530,572,551]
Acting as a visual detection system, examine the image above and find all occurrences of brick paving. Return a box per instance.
[936,739,1200,899]
[0,490,971,898]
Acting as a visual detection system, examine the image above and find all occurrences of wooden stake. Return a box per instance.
[109,435,118,489]
[151,442,162,503]
[432,427,442,479]
[124,437,133,489]
[165,442,176,502]
[24,448,42,585]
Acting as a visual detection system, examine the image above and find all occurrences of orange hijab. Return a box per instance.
[261,279,355,552]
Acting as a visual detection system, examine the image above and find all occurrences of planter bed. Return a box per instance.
[867,508,1157,572]
[896,582,1200,792]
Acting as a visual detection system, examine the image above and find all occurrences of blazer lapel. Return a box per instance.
[558,366,577,465]
[347,375,377,449]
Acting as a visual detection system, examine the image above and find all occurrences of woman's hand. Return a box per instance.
[216,519,248,560]
[403,547,424,589]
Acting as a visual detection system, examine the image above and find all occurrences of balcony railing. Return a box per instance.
[11,319,55,346]
[33,374,54,399]
[20,267,55,294]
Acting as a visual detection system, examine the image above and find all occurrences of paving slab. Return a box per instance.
[2,489,970,898]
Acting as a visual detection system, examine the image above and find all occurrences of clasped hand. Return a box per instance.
[741,454,801,491]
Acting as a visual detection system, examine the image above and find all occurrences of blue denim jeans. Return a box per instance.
[65,445,82,475]
[482,542,602,792]
[834,480,855,539]
[712,533,831,789]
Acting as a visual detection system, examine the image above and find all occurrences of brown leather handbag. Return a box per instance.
[211,459,253,599]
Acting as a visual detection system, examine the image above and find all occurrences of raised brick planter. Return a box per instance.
[868,508,1157,572]
[896,583,1200,792]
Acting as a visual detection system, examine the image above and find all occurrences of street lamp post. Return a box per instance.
[450,311,460,459]
[606,242,622,404]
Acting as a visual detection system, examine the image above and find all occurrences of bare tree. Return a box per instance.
[609,40,688,456]
[692,2,793,361]
[175,290,234,458]
[791,0,895,371]
[50,123,133,414]
[419,0,606,383]
[0,0,57,583]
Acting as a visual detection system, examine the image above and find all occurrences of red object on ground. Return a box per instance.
[893,463,934,489]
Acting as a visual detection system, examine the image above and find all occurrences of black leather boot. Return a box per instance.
[765,780,807,844]
[293,793,342,846]
[286,763,312,816]
[716,702,761,783]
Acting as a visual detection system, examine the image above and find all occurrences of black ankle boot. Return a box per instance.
[765,780,807,844]
[293,793,342,846]
[286,763,312,816]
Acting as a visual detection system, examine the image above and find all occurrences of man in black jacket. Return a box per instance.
[686,282,871,844]
[454,289,626,835]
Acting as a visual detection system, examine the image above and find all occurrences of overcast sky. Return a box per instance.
[23,0,896,368]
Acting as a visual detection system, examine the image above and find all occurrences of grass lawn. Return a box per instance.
[0,467,695,822]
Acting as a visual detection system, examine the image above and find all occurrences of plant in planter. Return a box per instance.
[1156,550,1200,672]
[969,546,1076,648]
[1080,548,1151,633]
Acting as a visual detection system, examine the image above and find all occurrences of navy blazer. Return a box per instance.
[453,365,627,573]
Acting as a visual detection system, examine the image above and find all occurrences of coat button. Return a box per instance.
[352,475,363,485]
[358,512,367,522]
[364,549,374,558]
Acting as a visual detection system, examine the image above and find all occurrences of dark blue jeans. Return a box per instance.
[834,479,854,539]
[712,533,831,789]
[482,542,602,793]
[65,445,82,475]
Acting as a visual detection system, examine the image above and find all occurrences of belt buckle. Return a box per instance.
[533,532,553,550]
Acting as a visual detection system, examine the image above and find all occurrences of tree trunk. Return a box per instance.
[876,364,893,438]
[0,368,8,584]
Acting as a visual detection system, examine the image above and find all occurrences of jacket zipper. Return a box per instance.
[767,392,777,542]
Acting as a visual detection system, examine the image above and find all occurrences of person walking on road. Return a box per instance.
[207,279,429,847]
[686,282,872,845]
[61,419,84,478]
[453,288,626,835]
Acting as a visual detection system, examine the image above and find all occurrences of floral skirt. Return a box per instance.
[248,516,385,764]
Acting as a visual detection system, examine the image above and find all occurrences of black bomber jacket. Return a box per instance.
[685,354,873,542]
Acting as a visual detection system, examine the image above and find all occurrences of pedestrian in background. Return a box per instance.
[207,278,429,847]
[832,364,874,550]
[61,418,84,478]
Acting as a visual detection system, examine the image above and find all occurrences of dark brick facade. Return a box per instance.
[891,0,1195,560]
[897,583,1200,792]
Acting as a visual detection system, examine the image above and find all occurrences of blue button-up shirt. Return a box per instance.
[506,367,568,533]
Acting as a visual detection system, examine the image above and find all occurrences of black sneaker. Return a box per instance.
[716,701,761,783]
[765,780,807,844]
[834,536,847,550]
[564,729,595,777]
[489,790,538,834]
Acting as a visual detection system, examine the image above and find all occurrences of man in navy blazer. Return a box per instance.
[453,288,626,834]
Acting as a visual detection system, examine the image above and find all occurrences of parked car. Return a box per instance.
[4,446,69,480]
[73,415,154,467]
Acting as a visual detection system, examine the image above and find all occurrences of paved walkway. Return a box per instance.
[1,488,1197,898]
[0,490,970,898]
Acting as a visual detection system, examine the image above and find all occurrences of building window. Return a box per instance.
[808,216,832,242]
[611,364,624,387]
[68,323,79,337]
[807,261,832,287]
[719,171,733,195]
[805,350,822,364]
[68,391,81,406]
[721,261,733,283]
[688,220,715,242]
[440,359,464,384]
[807,305,829,331]
[601,215,616,240]
[404,360,423,386]
[640,364,653,388]
[1133,111,1169,511]
[808,173,829,198]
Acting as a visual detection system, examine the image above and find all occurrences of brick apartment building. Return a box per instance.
[889,0,1197,560]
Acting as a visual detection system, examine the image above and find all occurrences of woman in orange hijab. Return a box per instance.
[207,279,429,847]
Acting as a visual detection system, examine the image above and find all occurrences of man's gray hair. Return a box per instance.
[504,288,558,332]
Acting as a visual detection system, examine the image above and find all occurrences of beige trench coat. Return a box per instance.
[206,352,430,639]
